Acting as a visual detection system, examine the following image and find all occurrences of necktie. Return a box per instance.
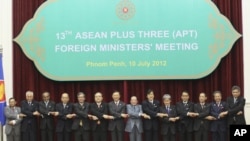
[234,98,237,104]
[184,102,187,106]
[79,103,83,126]
[217,102,220,107]
[166,106,169,114]
[45,101,48,107]
[28,102,31,106]
[80,120,83,126]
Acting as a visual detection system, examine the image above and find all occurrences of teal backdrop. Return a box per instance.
[14,0,240,80]
[13,1,243,141]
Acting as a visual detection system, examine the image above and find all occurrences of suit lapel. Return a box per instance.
[79,103,85,110]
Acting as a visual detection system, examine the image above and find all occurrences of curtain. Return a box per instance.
[13,0,243,141]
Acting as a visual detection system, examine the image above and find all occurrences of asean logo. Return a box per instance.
[116,0,136,20]
[0,82,5,101]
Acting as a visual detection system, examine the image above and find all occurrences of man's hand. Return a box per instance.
[49,112,57,116]
[121,113,128,118]
[169,117,177,122]
[157,113,167,118]
[142,113,151,119]
[66,114,75,119]
[97,120,101,124]
[33,111,40,116]
[53,112,59,116]
[92,115,99,120]
[103,114,110,119]
[219,111,227,118]
[175,117,180,120]
[191,112,199,117]
[88,114,93,118]
[19,113,26,118]
[187,112,198,117]
[205,115,216,120]
[108,116,115,120]
[237,111,243,115]
[8,120,15,125]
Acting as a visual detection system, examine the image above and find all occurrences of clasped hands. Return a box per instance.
[187,112,199,117]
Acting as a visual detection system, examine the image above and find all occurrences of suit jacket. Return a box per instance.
[210,101,227,132]
[108,101,126,131]
[141,100,160,130]
[55,102,73,132]
[4,106,22,135]
[72,102,91,131]
[20,100,39,132]
[193,103,210,131]
[90,102,109,131]
[226,96,246,125]
[39,100,56,130]
[159,105,177,135]
[125,104,143,133]
[176,101,194,132]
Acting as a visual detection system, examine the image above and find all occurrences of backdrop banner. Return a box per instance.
[14,0,241,81]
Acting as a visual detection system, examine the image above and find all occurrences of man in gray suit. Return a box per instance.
[125,96,150,141]
[4,98,25,141]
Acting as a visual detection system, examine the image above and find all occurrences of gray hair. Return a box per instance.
[162,94,171,100]
[77,92,85,97]
[26,90,34,96]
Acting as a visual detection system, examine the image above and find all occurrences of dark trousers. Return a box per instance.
[162,131,175,141]
[110,126,123,141]
[92,127,107,141]
[57,129,71,141]
[179,131,192,141]
[194,125,208,141]
[144,129,159,141]
[212,131,226,141]
[74,127,90,141]
[22,125,36,141]
[41,129,53,141]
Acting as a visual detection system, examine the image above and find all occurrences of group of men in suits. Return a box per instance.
[159,86,246,141]
[4,85,246,141]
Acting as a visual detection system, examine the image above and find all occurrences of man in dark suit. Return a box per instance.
[39,91,56,141]
[142,89,166,141]
[223,85,246,125]
[90,92,113,141]
[20,90,40,141]
[54,93,75,141]
[72,92,91,141]
[210,91,228,141]
[176,91,194,141]
[108,91,127,141]
[221,85,246,140]
[193,92,212,141]
[159,94,179,141]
